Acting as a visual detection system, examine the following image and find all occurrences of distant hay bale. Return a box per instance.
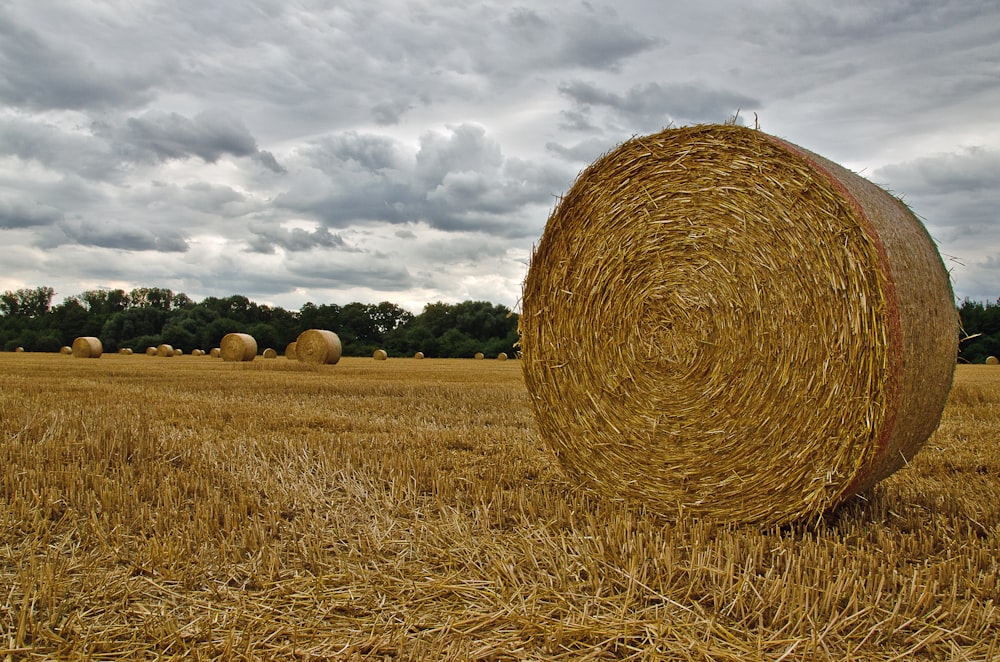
[145,346,156,356]
[414,351,425,359]
[373,349,388,361]
[71,336,103,359]
[210,347,221,358]
[220,333,257,362]
[118,348,133,355]
[497,352,508,361]
[986,356,998,365]
[190,349,204,357]
[285,342,297,360]
[173,348,183,356]
[295,329,342,365]
[156,343,174,357]
[474,352,484,360]
[61,346,72,355]
[263,348,278,359]
[520,124,958,527]
[15,346,24,353]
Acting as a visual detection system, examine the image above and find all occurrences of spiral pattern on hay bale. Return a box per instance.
[220,333,257,362]
[520,124,958,526]
[71,336,103,359]
[295,329,342,365]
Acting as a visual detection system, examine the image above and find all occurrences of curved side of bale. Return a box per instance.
[263,348,278,359]
[285,342,298,360]
[414,351,425,359]
[220,333,257,362]
[71,336,103,359]
[373,349,388,361]
[61,346,73,355]
[519,124,957,527]
[156,343,174,357]
[295,329,342,365]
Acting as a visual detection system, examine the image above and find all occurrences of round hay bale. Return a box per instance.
[60,346,72,355]
[497,352,508,361]
[210,347,221,358]
[173,348,183,356]
[285,342,298,360]
[15,346,24,353]
[414,351,425,359]
[145,346,156,356]
[156,343,174,357]
[373,349,388,361]
[474,352,484,360]
[263,348,278,359]
[190,349,203,357]
[71,336,103,359]
[118,348,133,355]
[295,329,342,365]
[986,356,998,365]
[520,124,958,527]
[220,333,257,362]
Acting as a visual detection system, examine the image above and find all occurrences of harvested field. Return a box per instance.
[1,355,997,660]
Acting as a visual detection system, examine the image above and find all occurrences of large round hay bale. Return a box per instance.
[520,124,958,527]
[986,356,998,365]
[263,348,278,359]
[220,333,257,362]
[414,351,425,359]
[373,349,388,361]
[285,342,297,360]
[295,329,341,365]
[71,336,103,359]
[156,343,174,357]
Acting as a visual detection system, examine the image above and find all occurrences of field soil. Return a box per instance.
[1,354,998,660]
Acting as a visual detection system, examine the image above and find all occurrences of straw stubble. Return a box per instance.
[520,124,958,526]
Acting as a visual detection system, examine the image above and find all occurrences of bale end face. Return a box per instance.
[220,333,257,362]
[295,329,342,365]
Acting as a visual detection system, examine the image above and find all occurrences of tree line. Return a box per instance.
[957,298,1000,363]
[0,286,519,359]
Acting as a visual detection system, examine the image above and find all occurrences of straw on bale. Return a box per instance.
[60,346,72,355]
[285,342,297,360]
[295,329,341,365]
[986,356,999,365]
[497,352,508,361]
[474,352,485,360]
[71,336,103,359]
[263,348,278,359]
[373,349,388,361]
[156,343,174,357]
[220,333,257,362]
[414,351,425,359]
[519,124,958,527]
[210,347,221,358]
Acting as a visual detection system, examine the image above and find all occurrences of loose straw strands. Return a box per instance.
[220,333,257,362]
[71,336,103,359]
[295,329,342,365]
[519,124,958,527]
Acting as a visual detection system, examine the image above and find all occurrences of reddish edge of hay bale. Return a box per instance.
[220,333,257,362]
[263,348,278,359]
[285,342,298,360]
[520,124,957,526]
[373,349,388,361]
[295,329,342,365]
[156,343,174,357]
[71,336,103,359]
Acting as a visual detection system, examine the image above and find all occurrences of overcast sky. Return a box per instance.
[1,0,998,313]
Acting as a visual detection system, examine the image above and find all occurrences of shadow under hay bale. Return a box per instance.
[520,124,958,527]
